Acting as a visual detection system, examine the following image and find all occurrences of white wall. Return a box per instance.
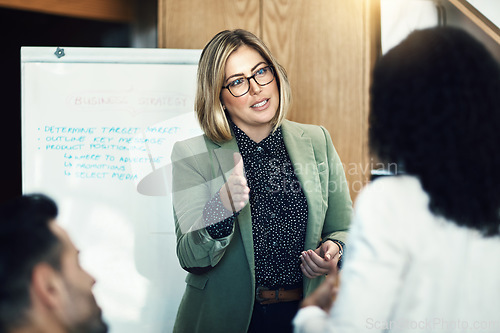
[381,0,500,55]
[468,0,500,28]
[381,0,437,54]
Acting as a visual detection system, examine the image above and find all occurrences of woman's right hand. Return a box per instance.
[300,260,339,312]
[220,153,250,212]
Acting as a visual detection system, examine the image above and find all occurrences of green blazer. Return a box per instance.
[171,120,352,333]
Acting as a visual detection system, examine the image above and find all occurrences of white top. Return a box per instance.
[294,175,500,333]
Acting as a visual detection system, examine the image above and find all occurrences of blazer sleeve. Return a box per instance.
[171,139,235,272]
[320,126,353,244]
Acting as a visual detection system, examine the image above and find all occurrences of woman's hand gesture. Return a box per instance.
[220,153,250,213]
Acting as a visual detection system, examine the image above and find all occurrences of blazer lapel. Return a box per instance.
[282,121,323,250]
[212,139,238,183]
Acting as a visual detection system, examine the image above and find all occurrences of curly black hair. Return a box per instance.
[369,27,500,236]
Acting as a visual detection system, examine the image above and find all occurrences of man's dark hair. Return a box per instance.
[0,194,61,331]
[369,27,500,236]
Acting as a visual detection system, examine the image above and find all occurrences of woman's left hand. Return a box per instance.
[300,241,340,279]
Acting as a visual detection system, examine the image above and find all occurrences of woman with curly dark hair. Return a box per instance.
[294,27,500,333]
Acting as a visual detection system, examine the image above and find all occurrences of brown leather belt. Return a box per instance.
[255,286,303,305]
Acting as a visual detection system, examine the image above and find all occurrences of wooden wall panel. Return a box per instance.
[0,0,135,22]
[263,0,378,198]
[158,0,260,49]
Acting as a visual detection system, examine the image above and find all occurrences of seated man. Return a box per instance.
[0,194,108,333]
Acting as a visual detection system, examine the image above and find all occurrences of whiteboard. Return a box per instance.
[21,47,203,333]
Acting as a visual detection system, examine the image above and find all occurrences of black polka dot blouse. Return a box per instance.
[204,123,308,289]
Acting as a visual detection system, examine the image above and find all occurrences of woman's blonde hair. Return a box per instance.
[195,29,292,143]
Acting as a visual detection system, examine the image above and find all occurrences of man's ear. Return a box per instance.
[31,263,64,309]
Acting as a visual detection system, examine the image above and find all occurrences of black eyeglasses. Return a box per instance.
[222,66,275,97]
